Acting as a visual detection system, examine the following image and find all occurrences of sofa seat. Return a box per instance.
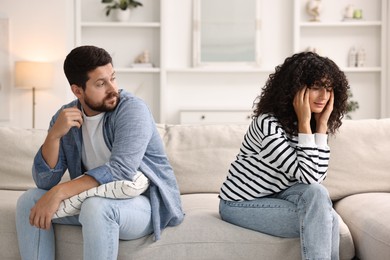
[335,193,390,260]
[3,191,354,260]
[0,190,25,260]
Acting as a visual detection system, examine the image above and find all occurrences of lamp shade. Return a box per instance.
[15,61,53,89]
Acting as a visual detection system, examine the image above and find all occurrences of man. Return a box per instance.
[16,45,184,260]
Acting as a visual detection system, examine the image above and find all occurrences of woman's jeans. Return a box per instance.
[16,188,153,260]
[219,183,339,260]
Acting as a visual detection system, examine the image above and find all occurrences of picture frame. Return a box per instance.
[192,0,261,67]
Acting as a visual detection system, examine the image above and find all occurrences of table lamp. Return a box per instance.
[14,61,53,128]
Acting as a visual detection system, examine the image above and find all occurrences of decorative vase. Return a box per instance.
[114,9,131,22]
[344,5,355,20]
[357,48,366,67]
[306,0,322,22]
[348,47,357,67]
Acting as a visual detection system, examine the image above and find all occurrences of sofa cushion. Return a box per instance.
[0,190,24,259]
[28,193,354,260]
[334,193,390,260]
[163,124,248,194]
[155,124,167,141]
[324,118,390,201]
[0,127,46,190]
[0,125,168,192]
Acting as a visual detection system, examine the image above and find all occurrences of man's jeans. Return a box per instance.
[219,183,339,260]
[16,188,153,260]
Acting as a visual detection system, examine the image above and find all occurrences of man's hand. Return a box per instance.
[293,87,312,134]
[315,91,334,134]
[49,107,83,140]
[29,175,99,230]
[29,186,62,230]
[42,107,83,168]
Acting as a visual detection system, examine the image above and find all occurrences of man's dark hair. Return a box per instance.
[63,45,113,90]
[253,51,349,135]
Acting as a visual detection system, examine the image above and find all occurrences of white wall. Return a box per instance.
[0,0,75,129]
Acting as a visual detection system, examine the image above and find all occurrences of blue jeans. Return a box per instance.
[219,183,339,260]
[16,188,153,260]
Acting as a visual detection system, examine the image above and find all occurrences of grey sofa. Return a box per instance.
[1,118,390,260]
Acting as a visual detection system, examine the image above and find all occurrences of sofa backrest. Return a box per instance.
[0,124,248,194]
[161,124,248,194]
[324,118,390,200]
[2,118,390,200]
[0,127,47,190]
[162,119,390,198]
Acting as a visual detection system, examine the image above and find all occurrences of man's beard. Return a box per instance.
[83,92,120,113]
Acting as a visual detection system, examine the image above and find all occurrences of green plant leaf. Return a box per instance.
[102,0,143,16]
[346,89,359,119]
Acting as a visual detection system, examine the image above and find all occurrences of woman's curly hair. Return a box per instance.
[253,51,349,135]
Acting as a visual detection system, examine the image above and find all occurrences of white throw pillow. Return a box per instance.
[53,172,149,219]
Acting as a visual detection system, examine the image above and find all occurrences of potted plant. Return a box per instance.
[102,0,143,21]
[346,90,359,119]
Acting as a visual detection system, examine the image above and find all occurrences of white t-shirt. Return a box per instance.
[81,111,111,171]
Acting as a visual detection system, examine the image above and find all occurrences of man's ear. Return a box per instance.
[71,84,83,99]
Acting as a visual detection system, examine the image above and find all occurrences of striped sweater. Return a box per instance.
[219,114,330,201]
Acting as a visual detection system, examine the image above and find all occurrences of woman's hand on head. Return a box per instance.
[293,87,312,134]
[314,90,334,134]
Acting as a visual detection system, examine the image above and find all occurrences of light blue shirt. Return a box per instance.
[32,90,184,240]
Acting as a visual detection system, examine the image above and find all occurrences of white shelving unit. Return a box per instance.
[74,0,388,124]
[180,109,252,125]
[74,0,162,121]
[293,0,387,118]
[161,0,291,125]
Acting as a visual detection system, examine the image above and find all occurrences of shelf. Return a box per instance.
[76,0,162,121]
[116,67,160,73]
[167,68,274,74]
[342,67,381,73]
[300,21,382,27]
[80,22,161,28]
[294,0,387,119]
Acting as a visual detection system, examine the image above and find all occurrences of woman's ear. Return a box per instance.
[71,84,83,99]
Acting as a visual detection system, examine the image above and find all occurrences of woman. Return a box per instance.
[219,52,349,260]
